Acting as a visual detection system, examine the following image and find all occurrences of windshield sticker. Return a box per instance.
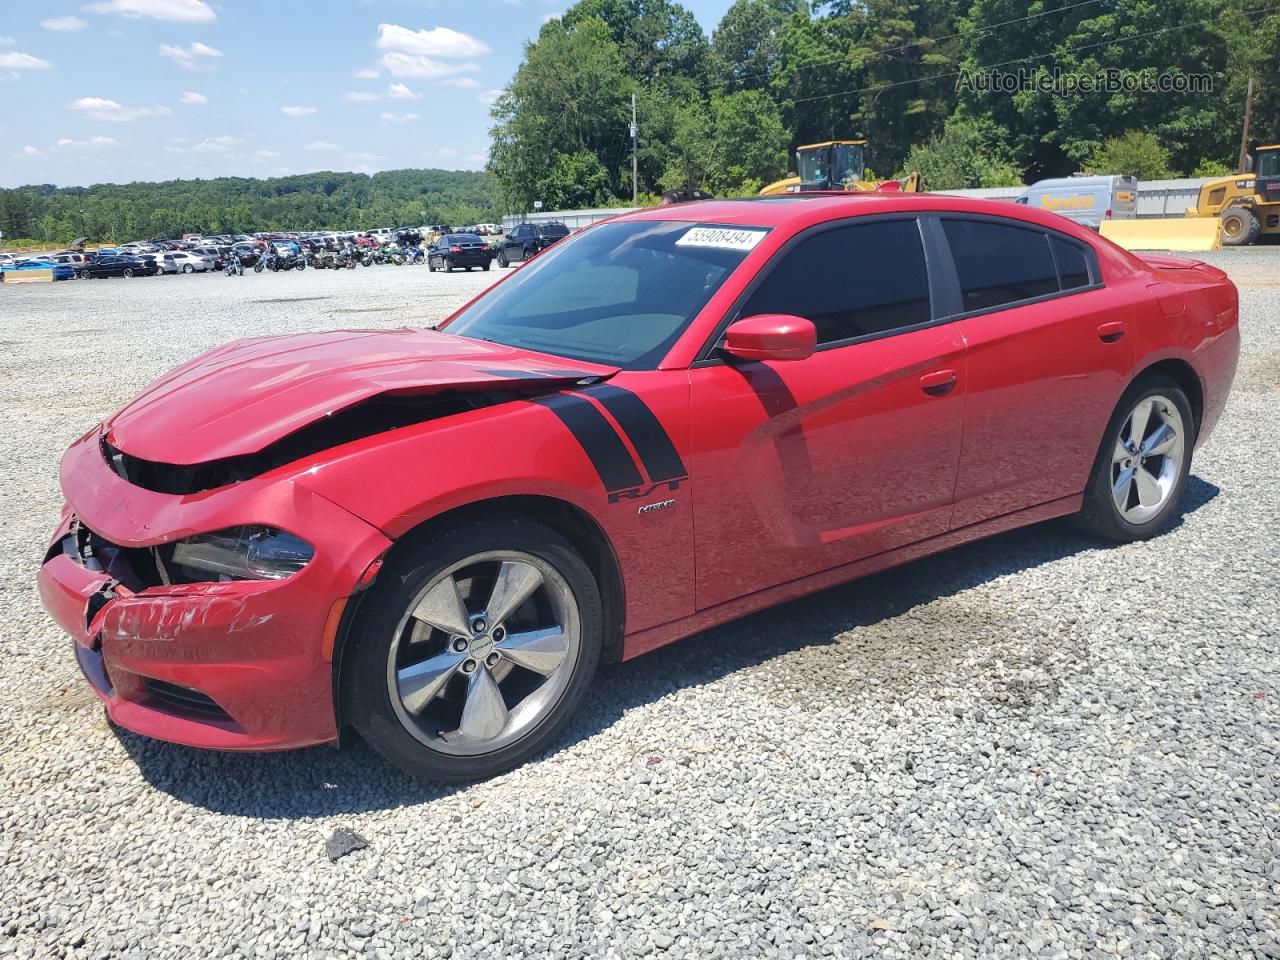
[675,226,767,252]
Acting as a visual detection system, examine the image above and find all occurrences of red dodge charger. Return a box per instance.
[39,194,1240,781]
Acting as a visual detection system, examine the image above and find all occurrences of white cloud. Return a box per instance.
[191,135,242,153]
[42,16,88,31]
[478,88,502,106]
[70,96,172,121]
[387,82,421,100]
[159,41,222,70]
[0,52,53,70]
[343,91,381,103]
[179,90,207,104]
[252,149,278,160]
[19,136,120,157]
[55,136,120,151]
[88,0,216,22]
[443,77,479,89]
[380,111,419,125]
[377,52,479,80]
[353,67,379,80]
[281,105,317,116]
[374,23,489,58]
[305,140,339,151]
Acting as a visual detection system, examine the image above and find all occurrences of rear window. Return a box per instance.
[942,219,1058,311]
[538,224,569,238]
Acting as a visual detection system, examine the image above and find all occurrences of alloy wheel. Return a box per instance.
[1111,394,1186,524]
[387,550,581,756]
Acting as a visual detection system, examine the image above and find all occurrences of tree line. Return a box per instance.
[0,169,496,247]
[488,0,1280,209]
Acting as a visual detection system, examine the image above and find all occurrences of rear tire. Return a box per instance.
[1075,375,1195,543]
[1219,207,1260,247]
[497,251,508,268]
[182,264,194,274]
[346,518,602,782]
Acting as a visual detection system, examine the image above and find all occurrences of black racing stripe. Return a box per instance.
[531,394,643,492]
[579,384,688,483]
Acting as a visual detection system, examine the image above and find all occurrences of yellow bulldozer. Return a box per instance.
[759,140,922,195]
[1187,143,1280,245]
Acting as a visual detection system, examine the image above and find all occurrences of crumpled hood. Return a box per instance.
[105,327,615,465]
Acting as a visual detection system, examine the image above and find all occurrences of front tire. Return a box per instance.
[1219,207,1260,247]
[1076,375,1195,542]
[122,268,134,278]
[346,519,602,782]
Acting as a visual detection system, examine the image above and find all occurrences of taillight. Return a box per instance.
[1105,208,1112,219]
[449,245,463,254]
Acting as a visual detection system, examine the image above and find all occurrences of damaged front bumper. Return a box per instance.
[38,428,392,751]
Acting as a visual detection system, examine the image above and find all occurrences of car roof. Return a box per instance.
[612,192,1112,237]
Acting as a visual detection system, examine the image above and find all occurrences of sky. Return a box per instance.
[0,0,731,189]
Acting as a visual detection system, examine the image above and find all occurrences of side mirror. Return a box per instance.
[722,314,816,362]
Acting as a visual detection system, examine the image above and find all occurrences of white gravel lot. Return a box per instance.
[0,252,1277,960]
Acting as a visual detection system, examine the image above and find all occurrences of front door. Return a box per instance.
[689,216,967,610]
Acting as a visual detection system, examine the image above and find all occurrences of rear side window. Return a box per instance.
[1052,236,1092,290]
[942,219,1058,311]
[740,218,932,345]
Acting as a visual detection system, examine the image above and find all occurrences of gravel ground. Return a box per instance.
[0,252,1277,960]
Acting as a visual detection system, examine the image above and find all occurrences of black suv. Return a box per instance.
[496,221,570,267]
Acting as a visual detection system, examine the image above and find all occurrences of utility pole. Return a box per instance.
[630,93,638,203]
[1237,75,1254,173]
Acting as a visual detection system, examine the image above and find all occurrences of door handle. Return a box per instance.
[920,369,958,397]
[1097,321,1127,343]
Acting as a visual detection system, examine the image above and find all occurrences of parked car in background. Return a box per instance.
[191,246,230,269]
[0,259,76,281]
[1016,175,1138,230]
[427,233,492,272]
[82,255,158,278]
[163,251,215,273]
[495,221,570,267]
[231,242,262,267]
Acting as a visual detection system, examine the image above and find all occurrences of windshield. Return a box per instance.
[446,219,767,369]
[798,144,864,185]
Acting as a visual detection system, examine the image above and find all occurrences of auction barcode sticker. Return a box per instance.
[676,226,768,252]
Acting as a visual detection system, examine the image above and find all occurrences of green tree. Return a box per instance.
[898,114,1022,188]
[489,17,634,212]
[1085,131,1174,179]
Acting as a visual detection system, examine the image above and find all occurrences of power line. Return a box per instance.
[791,3,1280,106]
[727,0,1110,88]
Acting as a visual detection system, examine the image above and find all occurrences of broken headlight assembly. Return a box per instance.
[170,526,314,582]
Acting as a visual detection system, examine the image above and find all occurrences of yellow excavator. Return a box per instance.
[759,140,922,195]
[1186,143,1280,245]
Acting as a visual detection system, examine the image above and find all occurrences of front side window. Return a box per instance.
[942,219,1058,312]
[738,218,932,345]
[1257,150,1280,178]
[447,220,764,369]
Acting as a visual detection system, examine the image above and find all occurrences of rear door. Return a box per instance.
[689,216,967,610]
[937,215,1135,526]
